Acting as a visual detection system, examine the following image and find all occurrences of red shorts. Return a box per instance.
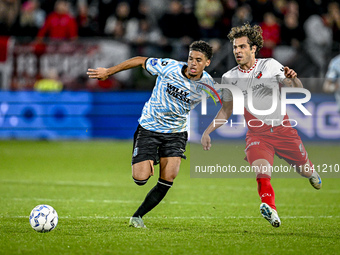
[244,125,308,166]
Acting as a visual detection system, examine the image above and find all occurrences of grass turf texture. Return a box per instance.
[0,140,339,255]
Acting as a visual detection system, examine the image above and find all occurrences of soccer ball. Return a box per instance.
[29,205,58,232]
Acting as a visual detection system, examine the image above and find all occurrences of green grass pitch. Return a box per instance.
[0,140,339,255]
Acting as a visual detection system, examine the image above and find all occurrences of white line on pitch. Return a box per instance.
[4,198,340,207]
[1,179,340,193]
[2,215,340,220]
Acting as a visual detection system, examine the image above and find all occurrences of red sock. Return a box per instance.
[256,174,276,211]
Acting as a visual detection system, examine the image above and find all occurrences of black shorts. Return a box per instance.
[131,125,188,165]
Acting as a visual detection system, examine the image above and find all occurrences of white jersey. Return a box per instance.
[222,58,287,131]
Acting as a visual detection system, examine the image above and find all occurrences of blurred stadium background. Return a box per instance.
[1,1,339,254]
[0,0,339,141]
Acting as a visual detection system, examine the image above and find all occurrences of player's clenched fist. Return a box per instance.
[87,67,109,81]
[284,66,297,78]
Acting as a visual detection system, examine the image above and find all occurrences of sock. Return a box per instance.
[132,178,173,218]
[256,174,276,211]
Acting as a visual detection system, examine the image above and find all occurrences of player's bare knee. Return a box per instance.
[132,176,150,186]
[252,159,271,176]
[161,173,177,182]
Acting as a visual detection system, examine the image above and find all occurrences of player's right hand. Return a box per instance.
[87,68,109,81]
[201,133,211,151]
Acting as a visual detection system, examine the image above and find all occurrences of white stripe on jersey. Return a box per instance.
[222,58,286,126]
[139,58,217,133]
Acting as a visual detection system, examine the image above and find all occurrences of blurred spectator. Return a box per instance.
[259,12,280,58]
[300,0,328,24]
[195,0,223,38]
[159,0,198,40]
[286,0,299,17]
[231,4,252,28]
[323,53,340,112]
[280,13,304,48]
[104,2,138,40]
[97,0,116,35]
[16,0,46,38]
[141,0,168,26]
[272,0,286,20]
[274,11,304,66]
[126,18,163,56]
[158,0,200,59]
[0,36,14,90]
[76,1,99,37]
[121,0,140,18]
[328,1,340,44]
[0,0,20,35]
[182,2,201,40]
[34,68,63,91]
[249,0,274,23]
[304,12,333,77]
[37,0,78,40]
[218,0,238,38]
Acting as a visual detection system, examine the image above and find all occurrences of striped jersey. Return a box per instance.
[139,58,217,133]
[222,58,287,131]
[325,54,340,111]
[325,54,340,86]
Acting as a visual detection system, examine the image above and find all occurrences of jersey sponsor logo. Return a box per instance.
[252,83,264,91]
[242,83,265,95]
[166,83,191,103]
[245,141,260,151]
[255,71,262,79]
[150,58,158,66]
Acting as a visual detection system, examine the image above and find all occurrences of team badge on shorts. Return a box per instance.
[133,147,139,157]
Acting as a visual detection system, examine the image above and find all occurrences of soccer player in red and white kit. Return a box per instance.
[201,24,322,227]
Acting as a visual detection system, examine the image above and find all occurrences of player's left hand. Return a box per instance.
[284,66,297,79]
[201,133,212,151]
[87,67,109,81]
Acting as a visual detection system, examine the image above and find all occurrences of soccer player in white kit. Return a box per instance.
[201,24,322,227]
[87,41,218,228]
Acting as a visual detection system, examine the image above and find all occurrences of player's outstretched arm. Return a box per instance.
[201,101,233,151]
[87,56,148,81]
[283,66,303,88]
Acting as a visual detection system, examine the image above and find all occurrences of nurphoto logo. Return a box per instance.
[200,83,312,128]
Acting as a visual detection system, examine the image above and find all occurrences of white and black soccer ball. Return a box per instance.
[29,205,58,232]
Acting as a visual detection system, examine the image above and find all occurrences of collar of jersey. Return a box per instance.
[181,65,204,80]
[238,59,258,73]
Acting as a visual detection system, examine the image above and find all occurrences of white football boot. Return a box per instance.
[129,216,147,228]
[260,203,281,228]
[309,171,322,190]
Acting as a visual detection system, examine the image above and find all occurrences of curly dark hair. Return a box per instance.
[189,40,213,60]
[227,23,264,55]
